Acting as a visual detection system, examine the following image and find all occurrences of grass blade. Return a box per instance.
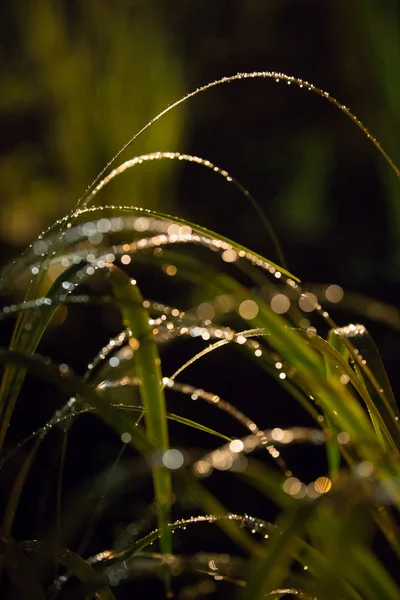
[109,266,172,558]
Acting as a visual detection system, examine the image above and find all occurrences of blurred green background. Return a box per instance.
[1,0,400,290]
[0,0,184,245]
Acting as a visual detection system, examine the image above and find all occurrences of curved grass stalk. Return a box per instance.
[164,328,265,385]
[6,204,395,441]
[85,151,287,269]
[0,76,396,450]
[195,426,325,479]
[3,228,396,446]
[54,515,269,592]
[99,377,290,474]
[0,347,157,534]
[76,71,400,216]
[165,327,395,470]
[328,325,400,423]
[1,212,396,464]
[302,330,400,455]
[3,69,400,292]
[12,206,298,283]
[0,262,85,455]
[0,402,230,473]
[21,202,395,433]
[88,316,322,427]
[1,68,400,598]
[87,513,274,568]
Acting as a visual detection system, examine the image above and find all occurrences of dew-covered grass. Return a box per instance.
[1,71,400,599]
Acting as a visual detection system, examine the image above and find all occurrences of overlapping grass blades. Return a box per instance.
[1,70,400,598]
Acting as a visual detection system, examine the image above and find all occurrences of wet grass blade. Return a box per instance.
[327,326,400,453]
[0,263,82,454]
[0,347,155,532]
[110,266,172,558]
[239,503,313,599]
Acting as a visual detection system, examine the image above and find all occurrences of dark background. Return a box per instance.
[1,1,400,596]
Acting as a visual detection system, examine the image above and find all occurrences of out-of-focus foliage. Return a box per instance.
[360,0,400,268]
[2,1,400,284]
[0,0,184,245]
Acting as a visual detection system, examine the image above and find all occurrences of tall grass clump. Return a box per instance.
[1,71,400,599]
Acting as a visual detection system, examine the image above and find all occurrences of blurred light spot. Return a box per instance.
[314,476,332,494]
[121,432,132,444]
[326,284,344,303]
[212,450,233,470]
[197,302,215,321]
[357,461,374,477]
[134,217,150,231]
[238,299,259,320]
[33,240,48,255]
[208,560,218,571]
[121,347,133,360]
[222,249,237,263]
[340,374,350,384]
[299,292,318,312]
[167,223,180,236]
[194,460,211,477]
[97,218,111,233]
[109,356,120,367]
[129,338,140,351]
[337,431,350,444]
[88,231,103,244]
[121,254,131,265]
[162,449,184,470]
[283,477,302,495]
[82,222,96,236]
[270,294,290,314]
[180,225,192,236]
[229,439,244,453]
[272,428,284,441]
[293,483,307,499]
[307,484,320,499]
[165,265,177,276]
